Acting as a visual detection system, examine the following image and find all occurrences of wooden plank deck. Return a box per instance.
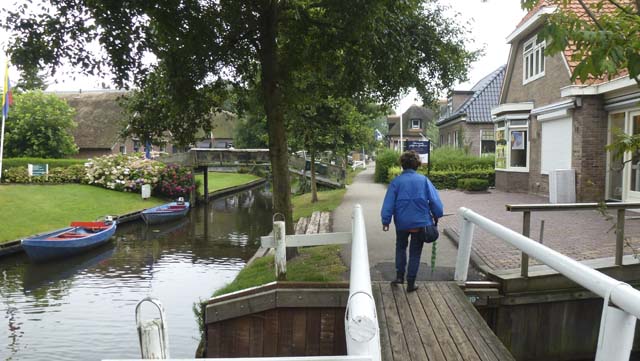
[373,281,515,361]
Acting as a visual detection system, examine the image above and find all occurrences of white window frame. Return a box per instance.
[411,119,421,129]
[523,35,546,84]
[495,119,530,172]
[453,131,458,148]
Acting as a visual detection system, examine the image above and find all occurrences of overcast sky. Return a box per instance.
[1,0,527,106]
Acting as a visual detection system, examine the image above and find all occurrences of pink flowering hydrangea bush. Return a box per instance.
[84,153,165,192]
[156,164,195,199]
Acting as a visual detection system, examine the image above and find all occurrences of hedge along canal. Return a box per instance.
[0,183,273,361]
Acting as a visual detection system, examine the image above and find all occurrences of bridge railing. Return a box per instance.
[455,207,640,361]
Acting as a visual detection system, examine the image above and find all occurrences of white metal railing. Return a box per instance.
[455,207,640,361]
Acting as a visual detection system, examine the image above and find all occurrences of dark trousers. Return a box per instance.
[395,228,425,279]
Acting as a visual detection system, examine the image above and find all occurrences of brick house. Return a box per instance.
[387,105,435,151]
[437,65,505,156]
[492,1,640,202]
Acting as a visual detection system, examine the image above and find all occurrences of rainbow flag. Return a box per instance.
[2,61,13,118]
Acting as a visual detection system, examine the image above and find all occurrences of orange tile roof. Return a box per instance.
[514,0,635,85]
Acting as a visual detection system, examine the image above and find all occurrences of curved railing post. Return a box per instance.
[345,204,381,361]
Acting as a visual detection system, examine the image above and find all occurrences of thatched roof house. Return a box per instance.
[57,91,128,158]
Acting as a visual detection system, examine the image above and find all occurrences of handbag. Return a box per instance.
[423,224,439,243]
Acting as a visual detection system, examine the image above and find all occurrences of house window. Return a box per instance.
[495,120,529,170]
[480,130,495,155]
[133,140,141,152]
[411,119,421,129]
[453,131,458,148]
[523,35,545,84]
[119,145,126,154]
[160,143,166,152]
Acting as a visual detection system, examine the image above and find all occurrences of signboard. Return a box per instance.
[28,164,48,177]
[404,140,430,164]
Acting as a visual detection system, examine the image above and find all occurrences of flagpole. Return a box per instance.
[0,111,5,182]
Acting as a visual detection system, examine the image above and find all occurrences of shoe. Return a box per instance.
[407,278,418,293]
[390,272,404,285]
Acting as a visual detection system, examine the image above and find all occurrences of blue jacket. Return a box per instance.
[381,169,444,231]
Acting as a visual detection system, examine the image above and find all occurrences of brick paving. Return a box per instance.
[439,189,640,271]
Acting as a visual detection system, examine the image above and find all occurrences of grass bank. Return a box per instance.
[195,172,262,195]
[213,244,346,296]
[212,187,349,297]
[0,184,165,243]
[291,188,346,221]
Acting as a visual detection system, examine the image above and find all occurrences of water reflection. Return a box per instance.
[0,185,272,361]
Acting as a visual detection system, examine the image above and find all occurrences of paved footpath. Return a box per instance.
[333,165,640,279]
[332,165,467,282]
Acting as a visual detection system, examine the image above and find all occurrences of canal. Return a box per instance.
[0,185,273,361]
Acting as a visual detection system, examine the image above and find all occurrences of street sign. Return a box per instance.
[405,140,430,164]
[28,163,48,177]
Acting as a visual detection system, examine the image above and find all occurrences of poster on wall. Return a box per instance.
[511,131,525,150]
[404,140,430,164]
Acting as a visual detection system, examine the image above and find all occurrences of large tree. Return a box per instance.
[522,0,640,83]
[4,91,78,158]
[3,0,476,232]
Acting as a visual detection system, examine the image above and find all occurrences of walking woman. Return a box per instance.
[380,150,443,292]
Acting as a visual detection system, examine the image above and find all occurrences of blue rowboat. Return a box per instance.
[22,220,117,263]
[141,201,190,225]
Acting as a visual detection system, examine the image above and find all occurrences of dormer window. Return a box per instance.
[523,35,545,84]
[411,119,421,129]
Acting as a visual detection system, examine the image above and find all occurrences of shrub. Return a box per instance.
[156,164,196,199]
[374,149,399,183]
[430,147,494,171]
[48,164,87,183]
[387,166,402,183]
[457,178,489,192]
[2,164,86,183]
[84,153,165,192]
[421,169,495,189]
[2,157,87,170]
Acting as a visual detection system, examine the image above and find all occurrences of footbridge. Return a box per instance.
[160,148,344,190]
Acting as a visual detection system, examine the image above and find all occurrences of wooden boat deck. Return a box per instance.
[373,281,515,361]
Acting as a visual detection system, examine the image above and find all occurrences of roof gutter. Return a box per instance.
[505,6,556,44]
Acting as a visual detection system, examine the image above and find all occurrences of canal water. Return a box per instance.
[0,186,273,361]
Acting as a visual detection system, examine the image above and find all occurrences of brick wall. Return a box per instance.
[527,114,549,197]
[503,29,571,107]
[496,170,529,192]
[572,95,608,201]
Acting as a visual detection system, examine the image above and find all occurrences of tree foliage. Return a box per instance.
[522,0,640,83]
[4,91,78,158]
[3,0,477,232]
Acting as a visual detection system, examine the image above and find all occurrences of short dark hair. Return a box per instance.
[400,151,421,170]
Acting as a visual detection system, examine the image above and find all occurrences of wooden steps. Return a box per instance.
[373,281,515,361]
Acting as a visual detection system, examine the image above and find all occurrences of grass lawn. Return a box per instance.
[292,188,346,221]
[195,172,262,195]
[0,184,165,243]
[213,245,346,296]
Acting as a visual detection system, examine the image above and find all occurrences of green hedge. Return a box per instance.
[2,164,86,183]
[2,157,87,170]
[374,149,399,183]
[430,147,494,171]
[457,178,489,192]
[425,169,494,189]
[385,166,494,190]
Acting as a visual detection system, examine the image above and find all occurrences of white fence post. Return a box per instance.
[345,204,381,361]
[454,208,475,283]
[274,220,287,281]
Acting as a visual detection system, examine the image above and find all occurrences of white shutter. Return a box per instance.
[541,116,572,174]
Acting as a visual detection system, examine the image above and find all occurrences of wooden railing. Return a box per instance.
[506,202,640,277]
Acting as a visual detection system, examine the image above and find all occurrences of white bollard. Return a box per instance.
[274,220,286,280]
[136,298,170,359]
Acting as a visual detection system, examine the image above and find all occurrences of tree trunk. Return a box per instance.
[258,1,297,258]
[310,150,318,203]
